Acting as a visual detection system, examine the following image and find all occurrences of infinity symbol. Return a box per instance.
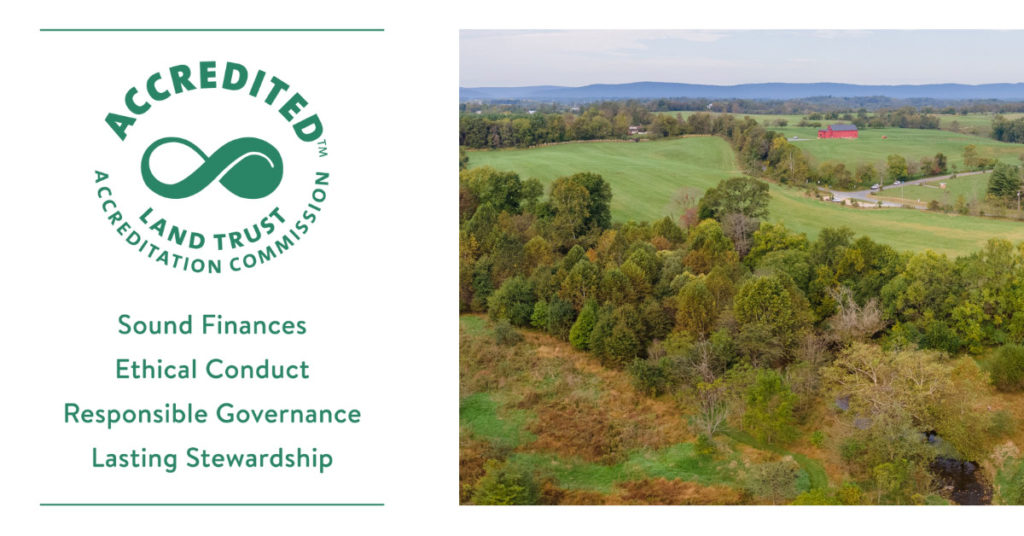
[140,137,283,199]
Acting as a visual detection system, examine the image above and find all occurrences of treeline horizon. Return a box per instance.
[460,107,955,149]
[461,96,1024,116]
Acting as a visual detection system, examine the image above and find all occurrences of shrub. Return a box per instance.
[791,488,840,505]
[742,369,798,445]
[530,300,548,330]
[471,459,541,505]
[810,430,825,448]
[836,482,864,505]
[746,460,800,504]
[626,358,670,397]
[493,320,524,346]
[990,344,1024,392]
[839,437,867,466]
[694,433,717,457]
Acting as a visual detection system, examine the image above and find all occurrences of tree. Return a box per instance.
[606,318,643,368]
[651,216,686,247]
[545,298,576,340]
[987,162,1021,201]
[676,277,717,337]
[459,146,469,170]
[560,259,600,309]
[548,172,613,246]
[733,273,810,350]
[598,268,632,306]
[520,178,544,212]
[620,260,652,300]
[821,343,991,494]
[460,166,523,214]
[522,235,553,272]
[766,137,812,184]
[487,276,535,326]
[872,459,915,505]
[692,378,729,438]
[721,212,761,258]
[745,222,808,267]
[828,286,885,342]
[569,300,599,350]
[697,177,771,221]
[683,219,737,274]
[743,369,798,444]
[885,154,909,183]
[964,144,981,168]
[818,160,852,188]
[568,172,612,231]
[549,178,590,247]
[855,163,878,188]
[470,255,495,312]
[880,250,958,324]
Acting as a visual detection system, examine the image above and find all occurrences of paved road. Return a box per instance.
[822,170,991,208]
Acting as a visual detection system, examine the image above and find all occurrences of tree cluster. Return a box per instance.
[991,114,1024,144]
[461,164,1023,503]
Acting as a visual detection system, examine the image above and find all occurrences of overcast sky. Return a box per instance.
[460,30,1024,87]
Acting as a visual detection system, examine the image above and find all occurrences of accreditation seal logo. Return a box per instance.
[95,61,330,274]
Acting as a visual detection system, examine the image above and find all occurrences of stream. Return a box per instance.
[925,431,992,505]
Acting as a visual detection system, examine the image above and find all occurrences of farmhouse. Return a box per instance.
[818,124,858,139]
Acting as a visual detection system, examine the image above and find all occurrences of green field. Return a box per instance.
[658,112,1024,173]
[467,137,1024,257]
[883,175,991,205]
[469,136,738,222]
[774,127,1024,171]
[938,113,1024,137]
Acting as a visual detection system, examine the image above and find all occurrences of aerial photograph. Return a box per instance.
[459,30,1024,505]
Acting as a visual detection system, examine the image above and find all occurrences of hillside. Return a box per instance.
[466,136,1024,257]
[460,315,832,505]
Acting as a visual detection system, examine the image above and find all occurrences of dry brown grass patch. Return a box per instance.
[608,478,746,505]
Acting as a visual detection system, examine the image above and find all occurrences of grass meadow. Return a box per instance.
[655,111,1024,169]
[774,127,1024,171]
[938,113,1024,137]
[468,136,1024,257]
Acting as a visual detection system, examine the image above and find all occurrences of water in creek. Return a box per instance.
[925,431,993,505]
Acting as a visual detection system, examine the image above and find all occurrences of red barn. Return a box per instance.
[818,124,858,139]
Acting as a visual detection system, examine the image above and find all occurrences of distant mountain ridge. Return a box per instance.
[460,82,1024,101]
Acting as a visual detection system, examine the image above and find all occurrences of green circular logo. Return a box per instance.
[95,61,330,274]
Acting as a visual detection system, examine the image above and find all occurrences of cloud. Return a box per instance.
[460,30,1024,86]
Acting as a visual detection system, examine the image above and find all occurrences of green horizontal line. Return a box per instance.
[40,28,383,32]
[41,503,384,507]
